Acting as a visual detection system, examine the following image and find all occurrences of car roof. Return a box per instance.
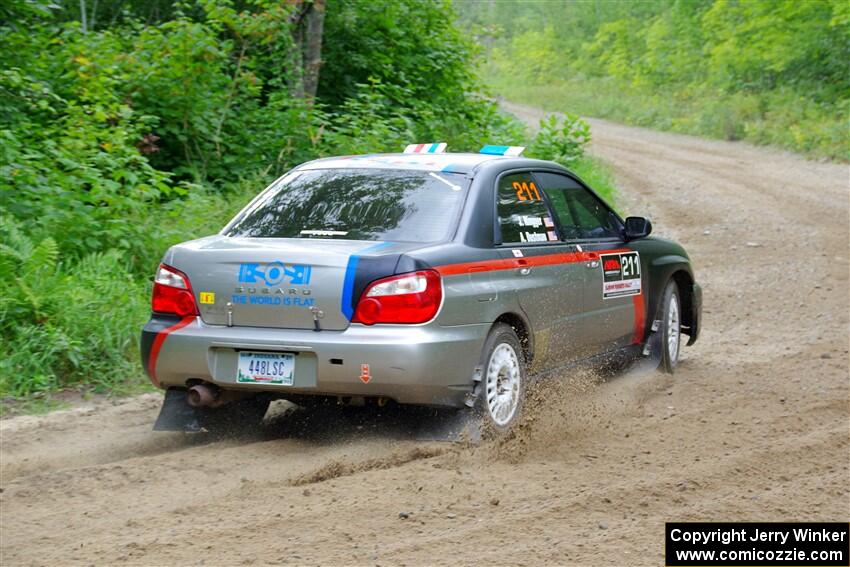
[296,152,518,175]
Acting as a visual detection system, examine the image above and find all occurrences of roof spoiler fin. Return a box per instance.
[479,145,525,156]
[404,143,447,154]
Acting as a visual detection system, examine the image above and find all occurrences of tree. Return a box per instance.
[289,0,326,100]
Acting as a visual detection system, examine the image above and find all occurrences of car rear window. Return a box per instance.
[224,168,468,243]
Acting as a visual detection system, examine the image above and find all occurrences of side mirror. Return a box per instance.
[624,216,652,240]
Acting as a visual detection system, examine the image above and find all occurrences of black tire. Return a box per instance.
[659,280,682,374]
[198,395,271,433]
[473,323,526,435]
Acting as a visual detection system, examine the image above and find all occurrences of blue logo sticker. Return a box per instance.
[238,262,312,286]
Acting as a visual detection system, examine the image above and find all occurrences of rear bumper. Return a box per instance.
[141,317,490,408]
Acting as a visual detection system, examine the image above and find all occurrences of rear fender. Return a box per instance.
[141,314,184,381]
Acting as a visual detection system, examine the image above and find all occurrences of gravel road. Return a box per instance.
[2,103,848,566]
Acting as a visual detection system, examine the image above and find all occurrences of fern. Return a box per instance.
[28,237,59,274]
[0,217,60,325]
[0,216,35,263]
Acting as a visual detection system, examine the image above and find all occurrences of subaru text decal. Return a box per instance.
[232,262,315,308]
[238,262,312,286]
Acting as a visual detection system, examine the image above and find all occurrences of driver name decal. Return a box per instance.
[601,251,641,299]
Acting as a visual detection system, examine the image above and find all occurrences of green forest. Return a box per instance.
[0,0,847,407]
[0,0,529,404]
[461,0,849,159]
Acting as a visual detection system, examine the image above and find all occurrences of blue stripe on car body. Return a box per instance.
[341,241,393,320]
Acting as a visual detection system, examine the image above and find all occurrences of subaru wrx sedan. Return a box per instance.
[142,145,701,433]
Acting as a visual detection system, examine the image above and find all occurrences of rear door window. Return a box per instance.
[496,172,559,244]
[533,172,622,240]
[225,168,469,243]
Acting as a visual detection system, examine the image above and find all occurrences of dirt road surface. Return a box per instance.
[2,103,848,566]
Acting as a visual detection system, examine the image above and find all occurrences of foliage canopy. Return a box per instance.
[460,0,849,159]
[0,0,528,399]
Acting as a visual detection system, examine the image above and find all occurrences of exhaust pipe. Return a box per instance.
[186,383,251,408]
[187,383,217,407]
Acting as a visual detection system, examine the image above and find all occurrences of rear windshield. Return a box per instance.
[224,168,468,243]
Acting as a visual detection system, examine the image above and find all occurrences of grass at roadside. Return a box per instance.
[488,73,849,162]
[569,156,618,210]
[0,183,261,406]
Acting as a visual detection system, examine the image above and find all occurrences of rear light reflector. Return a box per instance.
[352,270,442,325]
[152,264,198,317]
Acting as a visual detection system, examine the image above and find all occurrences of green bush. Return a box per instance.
[0,0,533,403]
[0,217,149,397]
[526,114,591,166]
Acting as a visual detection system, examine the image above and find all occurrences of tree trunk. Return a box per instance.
[301,0,325,100]
[289,0,325,101]
[79,0,87,33]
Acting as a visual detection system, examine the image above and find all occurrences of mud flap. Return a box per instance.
[631,318,664,374]
[153,389,203,432]
[413,407,483,443]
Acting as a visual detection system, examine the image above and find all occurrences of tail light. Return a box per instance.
[152,264,198,317]
[352,270,442,325]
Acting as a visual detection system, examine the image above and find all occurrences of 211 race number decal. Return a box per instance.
[600,251,642,299]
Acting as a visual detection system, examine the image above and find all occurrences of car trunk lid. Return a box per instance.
[169,237,408,331]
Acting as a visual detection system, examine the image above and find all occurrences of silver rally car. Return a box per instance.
[142,144,701,433]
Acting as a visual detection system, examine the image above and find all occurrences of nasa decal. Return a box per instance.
[600,251,641,299]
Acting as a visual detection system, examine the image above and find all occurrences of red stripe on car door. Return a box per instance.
[435,247,647,344]
[631,293,646,344]
[434,248,631,276]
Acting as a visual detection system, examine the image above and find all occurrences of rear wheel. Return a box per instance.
[474,323,526,434]
[659,280,681,373]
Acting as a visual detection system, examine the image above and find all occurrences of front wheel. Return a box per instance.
[474,323,526,434]
[659,280,682,373]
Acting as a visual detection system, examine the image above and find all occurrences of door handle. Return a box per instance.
[585,252,600,269]
[516,258,532,276]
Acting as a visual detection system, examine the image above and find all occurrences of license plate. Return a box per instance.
[236,352,294,385]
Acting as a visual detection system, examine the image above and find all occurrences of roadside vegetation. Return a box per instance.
[460,0,849,161]
[0,0,605,407]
